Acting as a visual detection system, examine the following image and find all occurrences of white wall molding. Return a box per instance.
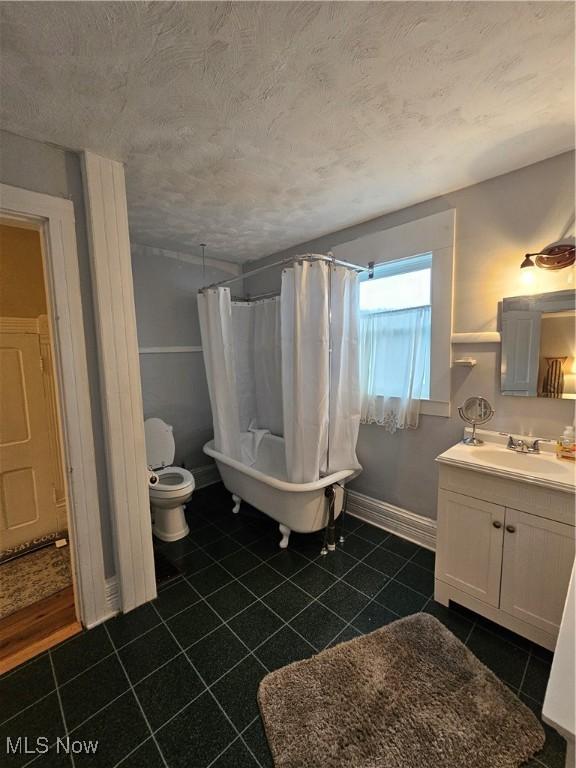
[0,183,108,628]
[452,331,501,344]
[131,242,241,276]
[192,463,221,489]
[347,489,436,551]
[82,152,157,613]
[139,346,202,354]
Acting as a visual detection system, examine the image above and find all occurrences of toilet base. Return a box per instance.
[152,503,190,542]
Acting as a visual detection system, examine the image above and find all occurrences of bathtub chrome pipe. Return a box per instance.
[321,484,337,556]
[198,252,367,292]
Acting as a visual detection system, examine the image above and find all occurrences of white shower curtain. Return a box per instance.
[200,261,361,482]
[253,298,283,436]
[281,261,361,483]
[198,288,242,460]
[282,261,329,483]
[327,266,362,474]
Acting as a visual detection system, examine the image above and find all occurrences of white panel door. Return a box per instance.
[501,508,575,634]
[501,310,541,395]
[436,489,505,607]
[0,332,58,550]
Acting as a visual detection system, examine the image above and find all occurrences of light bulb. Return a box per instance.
[520,268,535,287]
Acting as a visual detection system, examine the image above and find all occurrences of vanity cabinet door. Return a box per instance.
[500,508,575,635]
[436,490,504,607]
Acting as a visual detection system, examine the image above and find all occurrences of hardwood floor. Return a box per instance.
[0,586,81,674]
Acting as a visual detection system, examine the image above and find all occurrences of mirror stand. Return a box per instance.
[458,396,495,446]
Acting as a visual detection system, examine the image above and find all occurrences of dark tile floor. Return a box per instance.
[0,483,566,768]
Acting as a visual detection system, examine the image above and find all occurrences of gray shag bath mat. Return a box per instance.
[0,544,72,619]
[258,613,545,768]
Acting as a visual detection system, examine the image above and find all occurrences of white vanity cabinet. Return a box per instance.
[435,447,576,651]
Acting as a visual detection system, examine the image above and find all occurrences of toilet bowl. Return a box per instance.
[145,418,195,542]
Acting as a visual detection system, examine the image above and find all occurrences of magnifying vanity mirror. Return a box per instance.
[458,396,495,445]
[501,289,576,399]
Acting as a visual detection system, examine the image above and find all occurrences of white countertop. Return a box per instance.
[436,430,576,494]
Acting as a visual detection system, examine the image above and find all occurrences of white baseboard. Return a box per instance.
[105,576,120,614]
[84,576,120,628]
[346,490,436,551]
[192,463,221,489]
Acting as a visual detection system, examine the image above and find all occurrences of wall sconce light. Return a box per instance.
[520,239,575,270]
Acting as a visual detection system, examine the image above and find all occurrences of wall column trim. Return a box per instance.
[82,152,156,613]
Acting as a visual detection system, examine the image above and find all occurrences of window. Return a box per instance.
[333,208,455,422]
[359,254,432,403]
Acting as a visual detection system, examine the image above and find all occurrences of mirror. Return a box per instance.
[501,289,576,399]
[458,396,495,445]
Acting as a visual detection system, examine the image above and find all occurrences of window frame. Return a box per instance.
[332,209,455,417]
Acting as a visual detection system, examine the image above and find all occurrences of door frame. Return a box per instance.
[0,183,109,627]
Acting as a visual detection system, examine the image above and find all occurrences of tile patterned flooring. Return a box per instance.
[0,483,566,768]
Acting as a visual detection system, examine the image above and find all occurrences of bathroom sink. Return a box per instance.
[474,448,568,476]
[437,436,576,493]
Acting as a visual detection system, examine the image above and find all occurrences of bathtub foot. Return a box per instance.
[278,524,291,549]
[232,494,241,514]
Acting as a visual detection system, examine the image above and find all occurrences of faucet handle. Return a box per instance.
[504,434,519,450]
[529,438,551,453]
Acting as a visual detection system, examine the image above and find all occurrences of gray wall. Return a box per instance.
[244,151,576,520]
[0,130,115,576]
[131,243,237,469]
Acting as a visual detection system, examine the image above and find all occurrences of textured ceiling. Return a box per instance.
[0,1,574,263]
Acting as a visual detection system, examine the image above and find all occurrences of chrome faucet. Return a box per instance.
[504,435,547,454]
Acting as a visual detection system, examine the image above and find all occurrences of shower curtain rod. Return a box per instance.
[198,252,367,292]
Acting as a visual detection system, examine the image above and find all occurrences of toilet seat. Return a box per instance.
[151,467,194,495]
[144,417,194,542]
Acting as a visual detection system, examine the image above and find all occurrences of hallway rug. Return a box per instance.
[0,544,72,619]
[258,612,545,768]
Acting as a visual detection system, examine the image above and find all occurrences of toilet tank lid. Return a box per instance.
[144,418,175,470]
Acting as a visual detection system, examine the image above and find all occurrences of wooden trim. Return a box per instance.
[451,331,501,344]
[0,316,39,334]
[0,588,81,675]
[347,489,436,550]
[38,321,67,506]
[82,152,156,613]
[0,183,108,628]
[139,346,202,354]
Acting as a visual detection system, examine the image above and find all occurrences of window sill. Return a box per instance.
[420,400,450,417]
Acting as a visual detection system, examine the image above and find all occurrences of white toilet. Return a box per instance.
[145,418,195,542]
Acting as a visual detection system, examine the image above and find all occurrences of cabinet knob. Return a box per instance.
[493,521,502,529]
[506,525,516,533]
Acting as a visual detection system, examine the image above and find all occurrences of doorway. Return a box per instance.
[0,222,81,672]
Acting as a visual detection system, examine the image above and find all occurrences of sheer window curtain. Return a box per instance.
[360,305,431,433]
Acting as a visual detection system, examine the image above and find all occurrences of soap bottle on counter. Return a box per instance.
[556,425,576,461]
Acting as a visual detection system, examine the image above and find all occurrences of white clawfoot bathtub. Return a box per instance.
[203,433,359,548]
